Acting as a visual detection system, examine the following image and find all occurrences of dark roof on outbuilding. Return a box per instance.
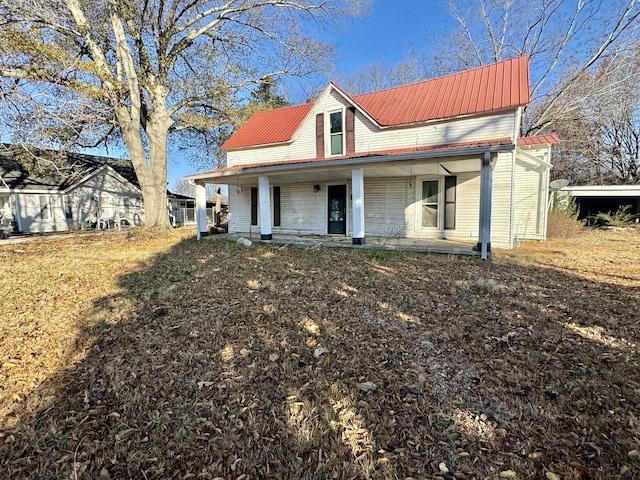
[0,144,138,191]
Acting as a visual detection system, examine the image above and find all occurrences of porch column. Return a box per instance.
[351,167,365,245]
[195,181,208,239]
[478,152,493,260]
[258,175,272,240]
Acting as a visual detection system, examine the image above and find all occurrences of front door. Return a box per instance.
[328,184,346,234]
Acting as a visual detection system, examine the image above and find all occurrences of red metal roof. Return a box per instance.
[352,56,529,126]
[517,133,560,146]
[221,103,313,149]
[222,56,530,150]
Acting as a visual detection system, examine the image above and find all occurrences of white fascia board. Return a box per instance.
[14,188,64,194]
[561,185,640,197]
[184,143,515,184]
[327,83,382,128]
[516,147,552,168]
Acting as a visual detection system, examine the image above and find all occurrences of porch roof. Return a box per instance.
[185,137,515,185]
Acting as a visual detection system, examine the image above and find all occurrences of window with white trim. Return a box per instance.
[329,111,343,155]
[421,180,439,228]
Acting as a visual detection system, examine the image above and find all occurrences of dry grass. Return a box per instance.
[1,228,639,479]
[545,209,585,239]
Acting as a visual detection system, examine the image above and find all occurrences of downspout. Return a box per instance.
[542,146,551,239]
[510,107,522,247]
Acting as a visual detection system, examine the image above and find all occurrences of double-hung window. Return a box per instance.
[421,180,439,228]
[330,111,343,155]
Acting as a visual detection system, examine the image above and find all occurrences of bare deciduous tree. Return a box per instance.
[172,179,196,198]
[435,0,640,137]
[340,56,428,95]
[0,0,368,227]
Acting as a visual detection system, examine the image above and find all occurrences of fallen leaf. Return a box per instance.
[545,473,560,480]
[269,353,279,362]
[314,346,328,357]
[500,470,517,478]
[356,381,377,392]
[439,462,449,473]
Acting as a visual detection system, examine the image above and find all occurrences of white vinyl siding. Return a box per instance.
[228,186,253,233]
[363,178,409,236]
[489,152,515,247]
[17,192,67,233]
[353,111,515,155]
[513,153,550,240]
[277,183,328,235]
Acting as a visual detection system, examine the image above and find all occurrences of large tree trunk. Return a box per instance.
[117,105,173,229]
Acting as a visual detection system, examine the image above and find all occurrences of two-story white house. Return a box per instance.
[185,56,559,258]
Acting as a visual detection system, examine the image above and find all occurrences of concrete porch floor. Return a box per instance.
[205,232,480,255]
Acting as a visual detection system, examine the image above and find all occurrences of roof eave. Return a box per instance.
[185,142,515,183]
[223,139,293,152]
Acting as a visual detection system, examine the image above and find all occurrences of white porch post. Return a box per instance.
[195,181,208,239]
[258,175,272,240]
[478,152,493,260]
[351,167,365,245]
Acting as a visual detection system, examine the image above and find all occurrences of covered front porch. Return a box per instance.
[185,143,510,259]
[207,231,480,255]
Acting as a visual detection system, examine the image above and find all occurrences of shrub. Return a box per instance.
[547,195,583,239]
[586,205,636,228]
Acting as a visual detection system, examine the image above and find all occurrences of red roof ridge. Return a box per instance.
[257,102,313,113]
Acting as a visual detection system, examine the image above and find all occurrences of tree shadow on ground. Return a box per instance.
[1,237,639,479]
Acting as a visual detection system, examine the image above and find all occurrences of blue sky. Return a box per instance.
[330,0,452,79]
[168,0,454,187]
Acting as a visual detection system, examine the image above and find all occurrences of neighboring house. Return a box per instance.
[0,146,144,234]
[184,56,560,257]
[558,185,640,220]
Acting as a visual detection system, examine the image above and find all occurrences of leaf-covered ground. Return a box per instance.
[0,228,639,479]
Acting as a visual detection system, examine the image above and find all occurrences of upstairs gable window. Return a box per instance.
[330,111,343,155]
